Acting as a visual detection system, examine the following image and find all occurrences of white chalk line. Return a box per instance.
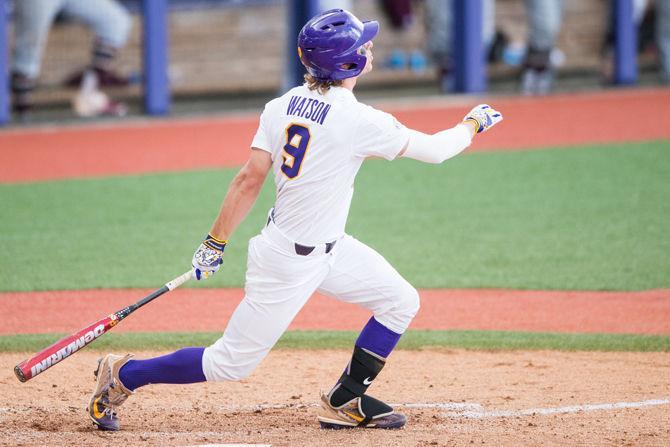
[219,401,482,412]
[441,398,670,419]
[186,445,271,447]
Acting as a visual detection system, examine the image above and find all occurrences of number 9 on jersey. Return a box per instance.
[282,124,311,179]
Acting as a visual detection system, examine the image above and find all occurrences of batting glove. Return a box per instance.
[192,234,227,280]
[463,104,503,134]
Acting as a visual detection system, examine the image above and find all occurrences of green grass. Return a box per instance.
[2,330,669,352]
[1,140,669,291]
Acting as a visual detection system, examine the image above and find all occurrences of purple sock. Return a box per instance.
[355,317,401,358]
[118,347,206,391]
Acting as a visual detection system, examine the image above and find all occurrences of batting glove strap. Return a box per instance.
[202,234,227,252]
[463,104,503,133]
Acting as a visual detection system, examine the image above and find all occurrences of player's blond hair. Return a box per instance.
[304,74,343,95]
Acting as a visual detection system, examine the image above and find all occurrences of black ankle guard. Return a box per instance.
[358,394,394,426]
[329,346,386,407]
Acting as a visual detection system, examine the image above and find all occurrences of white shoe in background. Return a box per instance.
[72,70,128,118]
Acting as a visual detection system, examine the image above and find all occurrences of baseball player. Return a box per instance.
[87,9,502,431]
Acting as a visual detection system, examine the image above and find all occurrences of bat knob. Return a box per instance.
[14,364,28,382]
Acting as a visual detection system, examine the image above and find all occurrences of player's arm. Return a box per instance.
[208,148,272,241]
[192,148,272,280]
[398,104,502,163]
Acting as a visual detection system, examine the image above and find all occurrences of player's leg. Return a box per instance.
[61,0,132,90]
[89,233,331,430]
[201,233,333,381]
[522,0,564,95]
[315,235,420,429]
[62,0,132,49]
[657,0,670,84]
[122,234,329,385]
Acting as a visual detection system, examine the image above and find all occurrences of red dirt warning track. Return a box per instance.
[3,288,669,335]
[1,88,670,183]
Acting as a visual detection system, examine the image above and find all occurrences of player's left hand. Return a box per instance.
[192,234,227,280]
[463,104,503,134]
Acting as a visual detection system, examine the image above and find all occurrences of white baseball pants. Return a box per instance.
[202,220,420,382]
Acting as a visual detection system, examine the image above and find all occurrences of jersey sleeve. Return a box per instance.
[351,106,410,160]
[251,105,272,154]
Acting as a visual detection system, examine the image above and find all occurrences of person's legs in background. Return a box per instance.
[424,0,495,92]
[522,0,564,95]
[62,0,132,87]
[424,0,453,91]
[11,0,66,117]
[57,0,132,116]
[378,0,427,72]
[655,0,670,83]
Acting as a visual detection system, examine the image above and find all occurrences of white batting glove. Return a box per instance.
[463,104,503,134]
[192,234,226,280]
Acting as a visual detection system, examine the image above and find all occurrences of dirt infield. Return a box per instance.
[2,88,670,183]
[4,288,670,335]
[1,350,669,446]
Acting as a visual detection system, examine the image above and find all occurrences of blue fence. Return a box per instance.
[614,0,637,84]
[0,0,641,126]
[453,0,486,93]
[142,0,170,115]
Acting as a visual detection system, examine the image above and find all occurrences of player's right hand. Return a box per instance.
[463,104,503,134]
[191,234,227,280]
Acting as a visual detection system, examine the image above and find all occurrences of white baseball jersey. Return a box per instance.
[251,84,409,245]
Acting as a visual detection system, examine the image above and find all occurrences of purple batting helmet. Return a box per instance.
[298,9,379,81]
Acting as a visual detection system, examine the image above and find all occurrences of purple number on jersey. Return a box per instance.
[281,124,311,179]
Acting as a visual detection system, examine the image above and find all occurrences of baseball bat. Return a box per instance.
[14,269,194,383]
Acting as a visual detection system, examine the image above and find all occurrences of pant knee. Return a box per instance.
[95,7,132,48]
[399,284,421,320]
[375,283,420,334]
[116,11,132,45]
